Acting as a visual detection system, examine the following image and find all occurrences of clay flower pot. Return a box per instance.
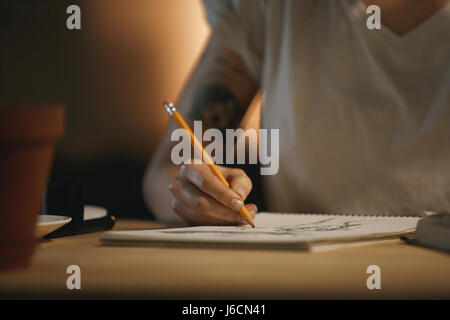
[0,105,64,271]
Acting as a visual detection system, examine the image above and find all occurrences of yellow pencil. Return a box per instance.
[163,100,255,228]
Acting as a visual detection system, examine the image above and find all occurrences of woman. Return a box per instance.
[144,0,450,225]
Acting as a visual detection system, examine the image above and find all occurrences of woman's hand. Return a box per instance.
[143,34,258,224]
[169,163,257,226]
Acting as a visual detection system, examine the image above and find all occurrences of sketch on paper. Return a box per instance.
[160,217,382,238]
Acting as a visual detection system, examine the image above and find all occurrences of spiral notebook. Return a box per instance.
[101,213,420,251]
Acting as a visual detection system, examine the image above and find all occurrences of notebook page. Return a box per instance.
[101,213,420,246]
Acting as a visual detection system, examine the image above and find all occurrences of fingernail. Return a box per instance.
[236,186,247,200]
[231,198,244,211]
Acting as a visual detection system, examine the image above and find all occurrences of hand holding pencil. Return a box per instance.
[164,100,257,227]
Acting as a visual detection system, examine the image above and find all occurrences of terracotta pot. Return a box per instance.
[0,105,64,271]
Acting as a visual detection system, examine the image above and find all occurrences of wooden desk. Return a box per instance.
[0,219,449,299]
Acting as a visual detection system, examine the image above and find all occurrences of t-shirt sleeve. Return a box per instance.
[202,0,265,83]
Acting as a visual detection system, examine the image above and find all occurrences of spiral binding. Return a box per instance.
[259,212,420,218]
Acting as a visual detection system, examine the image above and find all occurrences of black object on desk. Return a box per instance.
[42,182,115,239]
[401,212,450,253]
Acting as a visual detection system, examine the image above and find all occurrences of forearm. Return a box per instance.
[143,165,183,225]
[143,34,259,223]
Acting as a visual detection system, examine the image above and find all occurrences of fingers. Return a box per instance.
[226,168,253,200]
[169,177,243,224]
[172,196,258,226]
[171,197,238,226]
[179,164,246,212]
[245,203,258,220]
[168,163,256,226]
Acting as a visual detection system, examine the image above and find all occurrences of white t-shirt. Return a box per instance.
[203,0,450,216]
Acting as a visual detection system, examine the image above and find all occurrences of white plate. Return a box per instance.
[36,215,72,239]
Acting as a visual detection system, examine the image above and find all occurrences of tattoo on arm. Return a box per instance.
[215,55,246,76]
[189,48,252,132]
[190,83,246,132]
[186,35,258,136]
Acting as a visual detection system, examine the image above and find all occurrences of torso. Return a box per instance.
[260,0,450,215]
[362,0,450,35]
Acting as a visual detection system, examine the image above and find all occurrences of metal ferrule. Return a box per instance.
[164,101,176,116]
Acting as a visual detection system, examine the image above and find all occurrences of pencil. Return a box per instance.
[163,100,255,228]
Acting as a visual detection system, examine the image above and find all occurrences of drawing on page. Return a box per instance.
[159,217,382,237]
[275,217,374,232]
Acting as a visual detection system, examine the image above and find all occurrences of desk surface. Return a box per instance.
[0,219,449,299]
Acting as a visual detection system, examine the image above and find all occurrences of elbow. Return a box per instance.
[142,164,184,226]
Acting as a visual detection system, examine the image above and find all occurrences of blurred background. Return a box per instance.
[1,0,209,219]
[1,0,260,219]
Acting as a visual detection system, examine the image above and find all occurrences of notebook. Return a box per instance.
[407,212,450,252]
[100,213,420,252]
